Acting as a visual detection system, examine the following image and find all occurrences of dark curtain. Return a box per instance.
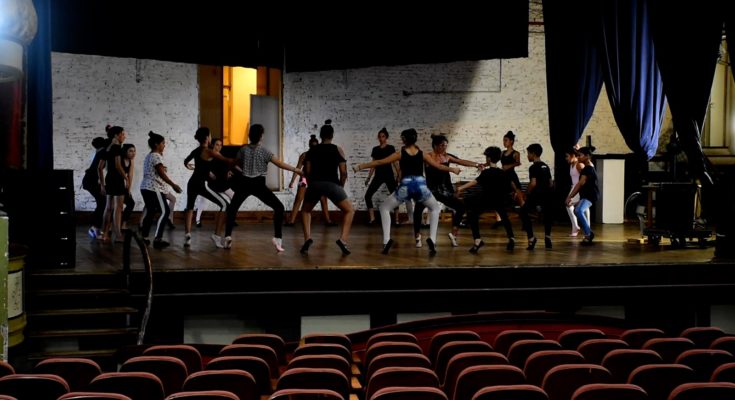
[598,0,666,162]
[543,0,604,191]
[649,0,722,180]
[27,0,53,171]
[0,81,23,168]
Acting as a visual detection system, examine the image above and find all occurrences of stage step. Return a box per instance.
[28,270,124,289]
[28,307,139,330]
[26,327,138,338]
[27,288,131,309]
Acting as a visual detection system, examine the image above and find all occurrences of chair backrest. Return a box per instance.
[275,368,350,400]
[293,344,352,364]
[571,383,647,400]
[471,384,548,400]
[0,374,70,400]
[59,392,133,400]
[675,349,734,382]
[34,357,102,392]
[0,395,15,400]
[303,333,352,351]
[270,388,345,400]
[668,382,735,400]
[206,356,272,394]
[120,355,189,396]
[443,352,508,395]
[429,331,481,366]
[364,342,423,369]
[507,340,563,368]
[435,341,494,383]
[627,364,695,400]
[183,370,259,400]
[643,338,696,363]
[577,339,629,364]
[232,334,287,364]
[680,327,725,348]
[367,332,419,350]
[288,355,352,381]
[0,362,15,378]
[601,349,663,383]
[523,350,586,387]
[711,337,735,354]
[493,330,545,356]
[541,364,611,400]
[366,353,432,381]
[219,344,280,378]
[144,344,204,373]
[452,365,526,400]
[371,386,447,400]
[164,390,239,400]
[365,366,439,400]
[621,328,666,349]
[711,362,735,383]
[89,372,165,400]
[558,329,606,350]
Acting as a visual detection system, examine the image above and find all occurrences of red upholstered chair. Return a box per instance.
[164,390,239,400]
[144,344,204,373]
[434,341,494,383]
[558,329,606,350]
[371,386,447,400]
[541,364,611,400]
[471,384,548,400]
[571,383,647,400]
[364,366,439,400]
[275,367,350,400]
[523,350,585,387]
[711,362,735,383]
[367,332,419,350]
[183,370,259,400]
[601,348,663,383]
[627,364,695,400]
[59,392,133,400]
[88,372,165,400]
[577,339,629,364]
[270,388,345,400]
[668,382,735,400]
[366,353,432,381]
[680,327,725,348]
[293,344,352,364]
[493,330,545,356]
[507,340,563,368]
[428,331,481,366]
[120,355,189,396]
[711,337,735,355]
[34,357,102,392]
[0,362,14,378]
[303,333,352,351]
[452,365,526,400]
[206,356,273,394]
[364,342,423,369]
[0,374,70,400]
[621,328,666,349]
[642,338,696,363]
[675,349,734,382]
[442,352,508,395]
[287,355,352,382]
[219,344,280,378]
[0,395,15,400]
[232,333,287,365]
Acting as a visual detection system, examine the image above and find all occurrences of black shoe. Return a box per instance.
[167,220,176,230]
[336,239,351,255]
[196,221,202,228]
[153,239,170,249]
[283,222,295,227]
[469,240,485,254]
[325,221,338,227]
[426,238,437,256]
[367,219,377,225]
[382,239,394,255]
[300,238,313,254]
[527,237,538,250]
[581,232,595,246]
[506,238,515,251]
[545,236,552,249]
[142,238,151,246]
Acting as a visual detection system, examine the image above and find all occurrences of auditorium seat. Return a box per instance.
[0,396,15,400]
[164,390,239,400]
[364,342,423,369]
[206,356,273,394]
[219,344,280,378]
[710,336,735,354]
[34,357,102,392]
[0,374,70,400]
[303,334,352,351]
[452,365,526,400]
[370,386,447,400]
[471,384,548,400]
[571,383,647,400]
[674,349,735,382]
[144,345,204,373]
[366,332,419,350]
[366,353,432,381]
[294,344,352,364]
[627,364,695,400]
[507,339,563,368]
[275,367,350,400]
[621,328,666,349]
[271,388,345,400]
[120,356,189,396]
[642,338,696,363]
[59,392,132,400]
[0,362,14,378]
[428,331,481,367]
[601,349,663,383]
[183,370,259,400]
[558,329,606,350]
[442,352,508,398]
[541,364,611,400]
[232,334,287,365]
[365,367,439,400]
[523,350,586,386]
[434,341,494,383]
[492,330,544,356]
[711,362,735,383]
[288,355,352,383]
[88,372,165,400]
[680,326,725,348]
[668,382,735,400]
[576,339,629,364]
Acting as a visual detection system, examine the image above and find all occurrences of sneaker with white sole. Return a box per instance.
[272,237,284,252]
[448,232,459,247]
[223,236,233,249]
[212,234,224,248]
[415,234,423,248]
[88,227,97,239]
[184,233,192,247]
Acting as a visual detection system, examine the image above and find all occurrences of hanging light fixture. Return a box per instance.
[0,0,37,82]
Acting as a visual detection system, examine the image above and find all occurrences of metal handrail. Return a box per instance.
[122,229,154,345]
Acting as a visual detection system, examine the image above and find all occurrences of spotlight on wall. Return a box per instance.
[0,0,37,82]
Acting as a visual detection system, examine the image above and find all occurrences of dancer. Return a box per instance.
[140,131,182,248]
[285,134,334,227]
[299,120,354,255]
[519,143,554,250]
[225,124,302,251]
[494,130,522,227]
[354,128,460,256]
[363,127,400,225]
[456,146,520,252]
[194,138,235,227]
[412,134,481,248]
[99,125,128,243]
[183,128,235,248]
[565,147,589,237]
[120,143,136,230]
[566,146,598,245]
[82,136,109,239]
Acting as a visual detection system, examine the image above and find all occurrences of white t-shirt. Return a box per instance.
[140,152,169,193]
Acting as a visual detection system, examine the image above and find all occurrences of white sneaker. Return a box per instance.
[184,233,192,247]
[448,232,459,247]
[415,234,423,248]
[223,236,233,249]
[211,234,224,248]
[272,237,285,252]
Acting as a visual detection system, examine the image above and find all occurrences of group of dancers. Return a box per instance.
[84,121,599,255]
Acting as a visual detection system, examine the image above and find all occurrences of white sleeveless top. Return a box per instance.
[570,163,581,186]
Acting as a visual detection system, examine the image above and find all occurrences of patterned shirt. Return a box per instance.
[140,152,168,193]
[238,145,273,177]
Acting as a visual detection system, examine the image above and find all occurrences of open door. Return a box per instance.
[250,95,280,190]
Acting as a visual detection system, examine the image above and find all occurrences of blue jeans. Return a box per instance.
[574,198,593,236]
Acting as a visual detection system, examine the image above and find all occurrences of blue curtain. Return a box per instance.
[27,0,53,171]
[597,0,666,161]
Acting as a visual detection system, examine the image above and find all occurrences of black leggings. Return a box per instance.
[122,192,135,224]
[364,175,397,209]
[226,176,284,237]
[86,186,106,229]
[413,188,466,235]
[465,197,514,240]
[140,189,170,239]
[520,194,554,238]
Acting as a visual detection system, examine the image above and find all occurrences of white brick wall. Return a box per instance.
[54,33,627,212]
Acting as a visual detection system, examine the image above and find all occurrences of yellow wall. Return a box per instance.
[227,67,257,145]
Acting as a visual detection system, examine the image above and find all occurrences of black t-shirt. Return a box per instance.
[306,143,346,184]
[579,165,599,202]
[425,153,456,193]
[529,161,552,194]
[475,168,513,205]
[399,148,424,177]
[371,145,396,178]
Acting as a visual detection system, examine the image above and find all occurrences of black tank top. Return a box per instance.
[399,148,424,177]
[186,147,212,181]
[501,150,519,167]
[425,153,455,192]
[306,143,346,184]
